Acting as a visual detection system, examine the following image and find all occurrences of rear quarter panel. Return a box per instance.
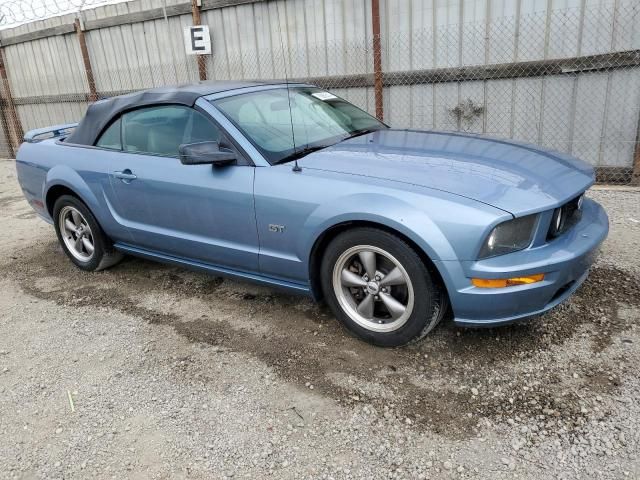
[16,140,131,242]
[15,142,52,222]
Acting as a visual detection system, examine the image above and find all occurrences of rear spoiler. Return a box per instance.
[24,123,78,143]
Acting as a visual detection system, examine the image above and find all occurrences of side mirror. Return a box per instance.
[179,141,237,166]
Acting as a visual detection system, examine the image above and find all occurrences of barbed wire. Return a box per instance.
[0,0,127,28]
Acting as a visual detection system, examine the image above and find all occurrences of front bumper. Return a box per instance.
[435,198,609,327]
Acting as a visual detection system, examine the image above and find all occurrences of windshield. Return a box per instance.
[211,87,386,164]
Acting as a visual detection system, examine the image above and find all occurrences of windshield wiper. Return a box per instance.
[341,127,382,141]
[274,144,330,165]
[274,128,383,166]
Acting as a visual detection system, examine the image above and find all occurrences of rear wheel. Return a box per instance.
[321,228,448,347]
[53,195,123,271]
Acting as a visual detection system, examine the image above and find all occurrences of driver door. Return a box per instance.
[101,104,259,272]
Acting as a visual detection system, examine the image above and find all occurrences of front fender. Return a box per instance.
[294,184,510,299]
[299,192,457,264]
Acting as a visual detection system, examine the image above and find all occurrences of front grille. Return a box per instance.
[547,194,583,240]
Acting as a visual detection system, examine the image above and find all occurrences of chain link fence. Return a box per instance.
[0,0,638,184]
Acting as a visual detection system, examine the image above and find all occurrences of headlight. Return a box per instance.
[478,215,538,259]
[548,193,583,239]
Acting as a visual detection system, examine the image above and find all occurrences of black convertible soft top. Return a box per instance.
[65,81,277,146]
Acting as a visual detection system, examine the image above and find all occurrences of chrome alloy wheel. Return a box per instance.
[332,245,415,333]
[58,206,95,261]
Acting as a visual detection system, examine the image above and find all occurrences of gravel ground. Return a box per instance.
[0,159,639,479]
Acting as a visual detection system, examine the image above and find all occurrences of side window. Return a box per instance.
[121,105,221,157]
[95,118,122,150]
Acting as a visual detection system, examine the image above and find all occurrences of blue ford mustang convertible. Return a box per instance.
[16,82,609,346]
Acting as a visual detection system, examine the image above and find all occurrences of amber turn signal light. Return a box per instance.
[471,274,545,288]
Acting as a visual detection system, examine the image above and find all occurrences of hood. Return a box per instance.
[298,129,594,216]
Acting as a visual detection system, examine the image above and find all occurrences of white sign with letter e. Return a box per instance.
[184,25,211,55]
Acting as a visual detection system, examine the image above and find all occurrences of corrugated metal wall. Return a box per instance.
[0,0,638,180]
[3,12,89,134]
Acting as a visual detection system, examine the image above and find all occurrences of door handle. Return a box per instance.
[113,169,137,183]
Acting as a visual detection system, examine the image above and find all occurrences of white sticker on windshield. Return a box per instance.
[312,92,338,101]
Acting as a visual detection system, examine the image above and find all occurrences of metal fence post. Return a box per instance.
[191,0,207,81]
[633,121,640,185]
[371,0,384,121]
[0,47,23,156]
[74,18,98,102]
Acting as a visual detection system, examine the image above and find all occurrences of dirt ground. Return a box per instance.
[0,158,639,479]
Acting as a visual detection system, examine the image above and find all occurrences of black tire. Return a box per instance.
[320,227,448,347]
[53,194,123,271]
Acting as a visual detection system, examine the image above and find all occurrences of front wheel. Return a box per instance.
[320,228,448,347]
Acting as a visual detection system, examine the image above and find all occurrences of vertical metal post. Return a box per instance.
[632,118,640,185]
[0,97,13,157]
[371,0,384,121]
[0,47,23,156]
[191,0,207,81]
[75,18,98,102]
